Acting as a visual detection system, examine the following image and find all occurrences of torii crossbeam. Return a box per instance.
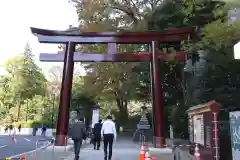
[31,27,194,147]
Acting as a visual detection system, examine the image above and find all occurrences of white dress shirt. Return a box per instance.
[101,119,117,139]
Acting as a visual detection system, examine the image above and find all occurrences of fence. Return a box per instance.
[139,133,146,144]
[35,138,53,156]
[6,137,68,160]
[35,137,68,156]
[173,145,198,160]
[137,135,199,160]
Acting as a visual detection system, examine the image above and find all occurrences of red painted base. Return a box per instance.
[55,134,68,146]
[154,136,166,148]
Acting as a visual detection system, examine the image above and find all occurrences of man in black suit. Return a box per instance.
[69,117,86,160]
[93,119,102,150]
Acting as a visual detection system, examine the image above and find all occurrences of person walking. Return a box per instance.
[101,116,117,160]
[9,125,13,136]
[32,127,38,136]
[69,117,86,160]
[4,125,8,133]
[18,124,21,134]
[41,125,47,137]
[93,119,102,150]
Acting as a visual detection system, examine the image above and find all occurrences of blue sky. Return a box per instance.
[0,0,83,76]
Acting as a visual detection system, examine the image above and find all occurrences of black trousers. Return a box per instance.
[93,135,101,149]
[73,139,82,160]
[103,134,114,160]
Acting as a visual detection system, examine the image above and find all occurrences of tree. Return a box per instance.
[68,0,170,128]
[48,65,63,83]
[3,43,47,121]
[82,62,142,125]
[70,0,153,124]
[202,20,240,53]
[69,0,237,135]
[71,77,95,123]
[0,75,12,120]
[145,0,229,136]
[71,0,165,32]
[187,20,240,108]
[47,65,63,100]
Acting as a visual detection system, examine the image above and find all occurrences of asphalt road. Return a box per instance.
[0,135,51,159]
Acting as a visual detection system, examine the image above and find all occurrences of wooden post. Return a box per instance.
[151,41,165,147]
[55,42,75,146]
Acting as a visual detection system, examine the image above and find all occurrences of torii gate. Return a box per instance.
[31,27,194,147]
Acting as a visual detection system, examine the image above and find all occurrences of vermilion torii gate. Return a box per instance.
[31,27,194,147]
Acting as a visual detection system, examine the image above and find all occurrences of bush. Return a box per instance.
[52,129,56,137]
[14,120,55,128]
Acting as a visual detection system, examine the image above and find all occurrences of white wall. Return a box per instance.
[0,127,53,137]
[234,42,240,59]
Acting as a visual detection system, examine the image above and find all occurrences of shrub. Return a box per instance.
[14,120,55,128]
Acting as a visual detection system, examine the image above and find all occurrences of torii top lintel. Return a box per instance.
[30,27,195,44]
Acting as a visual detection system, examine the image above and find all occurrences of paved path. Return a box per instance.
[66,138,139,160]
[0,135,51,159]
[22,139,89,160]
[17,138,175,160]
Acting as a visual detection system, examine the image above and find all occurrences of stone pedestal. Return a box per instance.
[132,113,152,142]
[132,129,152,142]
[149,147,174,160]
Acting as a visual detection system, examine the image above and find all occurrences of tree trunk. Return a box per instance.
[115,96,129,126]
[17,102,21,122]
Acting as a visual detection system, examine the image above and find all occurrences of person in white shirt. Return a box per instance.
[101,115,117,160]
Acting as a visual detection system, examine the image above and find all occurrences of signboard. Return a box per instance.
[193,114,204,145]
[205,125,211,147]
[189,116,194,142]
[204,113,212,148]
[91,108,99,128]
[229,111,240,160]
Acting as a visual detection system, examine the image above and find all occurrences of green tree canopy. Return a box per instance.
[1,43,47,121]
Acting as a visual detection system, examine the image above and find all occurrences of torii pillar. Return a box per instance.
[31,27,194,147]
